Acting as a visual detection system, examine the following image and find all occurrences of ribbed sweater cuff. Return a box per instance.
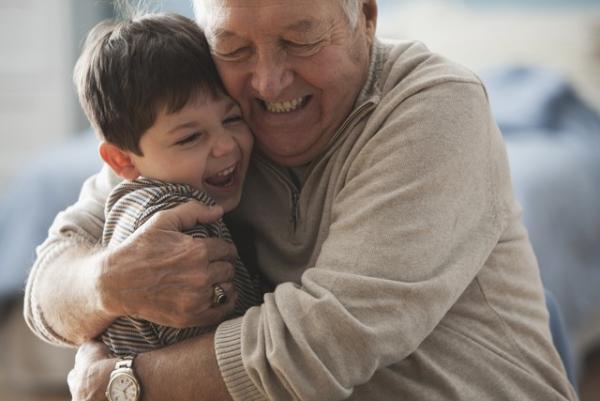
[215,317,266,401]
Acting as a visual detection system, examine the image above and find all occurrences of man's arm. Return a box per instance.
[67,80,508,401]
[24,242,115,345]
[24,165,238,346]
[68,333,233,401]
[211,81,512,401]
[24,165,119,345]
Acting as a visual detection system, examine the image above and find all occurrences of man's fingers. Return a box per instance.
[197,237,238,262]
[161,281,237,328]
[208,260,237,284]
[214,281,237,306]
[196,285,239,326]
[75,341,111,364]
[149,201,224,231]
[69,343,115,401]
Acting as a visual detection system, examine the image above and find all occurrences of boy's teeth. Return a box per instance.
[206,164,236,187]
[265,97,305,113]
[216,165,235,177]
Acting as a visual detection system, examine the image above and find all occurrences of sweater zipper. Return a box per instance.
[291,189,300,230]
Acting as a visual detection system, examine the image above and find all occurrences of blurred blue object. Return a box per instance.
[483,66,600,372]
[484,66,600,136]
[546,289,577,389]
[0,131,102,303]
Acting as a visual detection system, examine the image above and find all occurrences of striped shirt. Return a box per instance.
[101,178,262,357]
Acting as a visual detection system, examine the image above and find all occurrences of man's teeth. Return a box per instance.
[265,97,305,113]
[216,165,235,177]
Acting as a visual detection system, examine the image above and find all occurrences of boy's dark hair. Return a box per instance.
[74,13,224,155]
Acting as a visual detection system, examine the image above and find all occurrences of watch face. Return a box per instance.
[108,373,139,401]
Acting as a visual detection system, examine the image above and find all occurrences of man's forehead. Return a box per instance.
[196,0,337,32]
[200,0,306,8]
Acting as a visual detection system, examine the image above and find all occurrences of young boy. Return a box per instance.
[74,13,262,357]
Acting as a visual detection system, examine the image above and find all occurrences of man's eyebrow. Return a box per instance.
[284,19,322,34]
[210,19,323,41]
[210,28,237,41]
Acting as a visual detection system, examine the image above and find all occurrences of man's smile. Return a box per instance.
[261,95,310,113]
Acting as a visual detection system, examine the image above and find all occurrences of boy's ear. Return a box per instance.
[99,142,140,180]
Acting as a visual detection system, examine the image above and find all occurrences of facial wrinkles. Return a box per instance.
[203,2,331,50]
[194,0,373,166]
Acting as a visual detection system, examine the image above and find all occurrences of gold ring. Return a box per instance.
[213,284,227,306]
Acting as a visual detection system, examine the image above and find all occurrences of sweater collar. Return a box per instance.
[355,38,385,107]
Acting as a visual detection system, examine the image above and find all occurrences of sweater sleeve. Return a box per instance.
[214,80,511,400]
[23,164,120,346]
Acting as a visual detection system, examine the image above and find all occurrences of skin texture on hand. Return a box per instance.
[98,203,239,329]
[68,342,113,401]
[31,201,238,345]
[69,335,233,401]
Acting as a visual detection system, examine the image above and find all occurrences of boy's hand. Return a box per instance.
[96,201,238,328]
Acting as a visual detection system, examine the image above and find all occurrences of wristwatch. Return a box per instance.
[105,356,141,401]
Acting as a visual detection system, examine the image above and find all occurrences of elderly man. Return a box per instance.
[24,0,577,400]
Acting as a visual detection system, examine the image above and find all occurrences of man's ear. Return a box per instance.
[361,0,378,43]
[99,142,140,180]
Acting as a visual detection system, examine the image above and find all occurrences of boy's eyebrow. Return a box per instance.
[167,121,197,135]
[166,100,237,134]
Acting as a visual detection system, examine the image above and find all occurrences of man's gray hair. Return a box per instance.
[341,0,362,29]
[193,0,364,30]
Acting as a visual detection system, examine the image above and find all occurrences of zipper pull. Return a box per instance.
[291,190,300,229]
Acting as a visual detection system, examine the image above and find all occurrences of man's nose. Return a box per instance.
[211,132,237,158]
[251,50,293,100]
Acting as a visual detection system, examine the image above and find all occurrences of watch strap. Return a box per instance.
[114,355,135,370]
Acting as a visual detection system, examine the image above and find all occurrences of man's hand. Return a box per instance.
[97,201,239,328]
[69,335,234,401]
[68,342,114,401]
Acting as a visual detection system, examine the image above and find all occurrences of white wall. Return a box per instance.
[0,0,111,193]
[376,1,600,113]
[0,0,75,189]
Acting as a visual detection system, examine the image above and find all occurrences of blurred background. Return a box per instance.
[1,0,599,400]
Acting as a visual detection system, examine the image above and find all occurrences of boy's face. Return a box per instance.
[130,94,253,212]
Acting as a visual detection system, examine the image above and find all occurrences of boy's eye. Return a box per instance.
[175,133,201,146]
[223,115,243,125]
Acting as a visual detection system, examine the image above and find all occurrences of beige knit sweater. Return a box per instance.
[24,39,577,401]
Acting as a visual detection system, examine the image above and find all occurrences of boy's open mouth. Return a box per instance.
[204,163,238,188]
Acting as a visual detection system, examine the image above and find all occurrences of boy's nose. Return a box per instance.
[211,133,237,158]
